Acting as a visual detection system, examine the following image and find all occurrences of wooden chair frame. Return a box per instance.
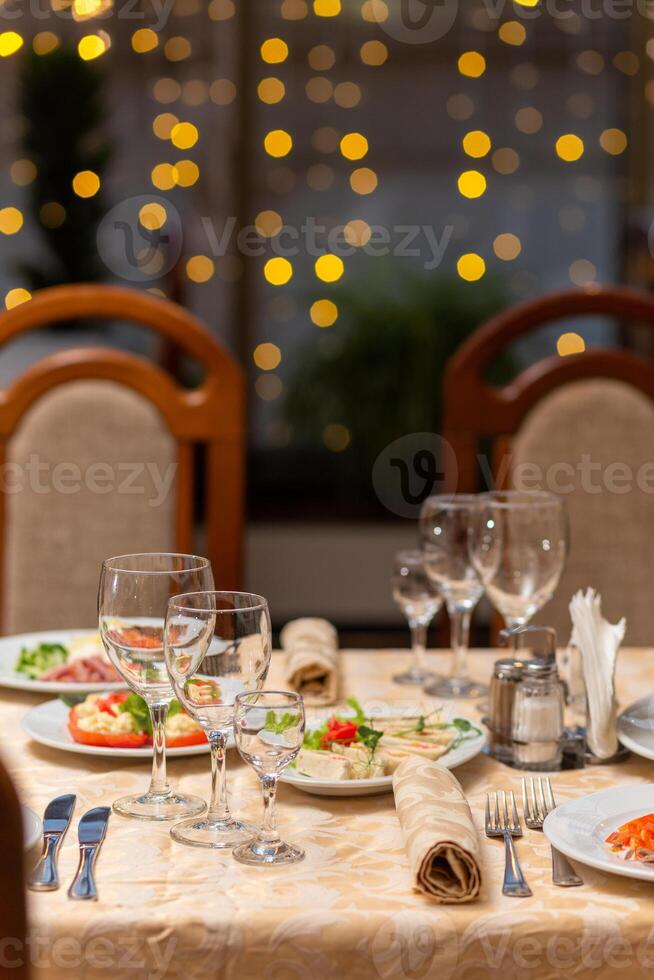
[0,284,245,628]
[443,285,654,490]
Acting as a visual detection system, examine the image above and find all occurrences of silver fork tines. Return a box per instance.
[485,790,532,898]
[521,777,583,888]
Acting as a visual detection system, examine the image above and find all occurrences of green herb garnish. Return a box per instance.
[118,693,183,735]
[346,696,366,724]
[357,724,383,755]
[264,710,297,735]
[15,642,68,679]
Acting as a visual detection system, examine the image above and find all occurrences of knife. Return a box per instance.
[28,794,76,892]
[67,806,111,902]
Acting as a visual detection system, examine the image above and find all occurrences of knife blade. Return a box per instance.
[68,806,110,902]
[28,794,76,892]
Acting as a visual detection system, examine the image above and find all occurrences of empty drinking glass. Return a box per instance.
[164,591,271,848]
[420,495,485,698]
[391,550,442,685]
[233,690,305,866]
[470,491,568,628]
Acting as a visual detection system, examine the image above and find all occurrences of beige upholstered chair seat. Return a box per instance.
[510,378,654,645]
[5,380,176,632]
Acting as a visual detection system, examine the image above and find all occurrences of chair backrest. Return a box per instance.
[0,284,244,633]
[0,753,28,979]
[444,285,654,644]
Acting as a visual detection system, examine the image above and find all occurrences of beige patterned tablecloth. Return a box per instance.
[2,648,654,980]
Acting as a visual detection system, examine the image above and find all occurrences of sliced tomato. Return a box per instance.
[320,719,358,749]
[163,730,208,749]
[96,691,129,714]
[68,707,148,749]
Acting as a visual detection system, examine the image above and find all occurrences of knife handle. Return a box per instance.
[68,845,98,901]
[28,834,62,892]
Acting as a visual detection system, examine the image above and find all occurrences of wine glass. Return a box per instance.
[470,490,569,628]
[420,495,485,698]
[232,690,305,866]
[98,553,213,821]
[164,591,272,848]
[391,550,442,685]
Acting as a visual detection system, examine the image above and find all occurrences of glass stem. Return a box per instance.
[448,606,471,681]
[207,731,231,823]
[148,702,171,799]
[258,774,280,843]
[408,620,427,673]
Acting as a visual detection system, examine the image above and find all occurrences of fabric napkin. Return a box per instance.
[392,756,482,904]
[280,617,339,706]
[569,588,626,759]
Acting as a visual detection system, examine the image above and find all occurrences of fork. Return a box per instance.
[485,790,532,897]
[522,777,583,887]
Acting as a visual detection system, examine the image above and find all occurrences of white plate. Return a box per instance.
[22,805,42,850]
[0,630,123,694]
[617,696,654,760]
[21,697,216,758]
[280,708,486,797]
[543,784,654,882]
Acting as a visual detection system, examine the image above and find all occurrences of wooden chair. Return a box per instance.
[0,754,28,978]
[443,285,654,644]
[0,284,244,633]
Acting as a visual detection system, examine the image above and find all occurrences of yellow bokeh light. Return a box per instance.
[492,148,520,174]
[153,78,180,104]
[132,28,159,53]
[308,44,335,70]
[334,82,361,108]
[0,32,24,57]
[344,219,371,247]
[210,79,236,105]
[310,299,338,327]
[255,374,283,401]
[258,77,286,104]
[599,128,627,155]
[78,34,107,61]
[10,160,36,186]
[186,255,215,283]
[315,254,344,283]
[493,233,522,261]
[462,130,491,158]
[164,37,191,61]
[457,253,486,282]
[5,288,31,310]
[253,342,282,370]
[515,107,543,134]
[33,31,59,55]
[208,0,235,19]
[281,0,308,19]
[175,159,199,187]
[350,167,378,194]
[306,77,333,103]
[457,170,487,198]
[569,258,596,285]
[556,134,584,162]
[72,170,100,198]
[557,332,586,356]
[314,0,341,14]
[153,112,178,139]
[498,21,526,45]
[264,129,293,157]
[139,202,167,231]
[72,0,106,20]
[514,0,539,6]
[255,210,283,236]
[361,0,388,23]
[264,257,293,285]
[170,122,199,150]
[151,163,177,190]
[260,38,288,64]
[458,51,486,78]
[0,207,23,235]
[323,423,350,452]
[182,80,208,107]
[340,132,368,160]
[360,40,387,65]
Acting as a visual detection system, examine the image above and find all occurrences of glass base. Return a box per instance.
[423,676,488,699]
[170,815,256,849]
[232,836,305,866]
[393,668,438,686]
[113,792,206,822]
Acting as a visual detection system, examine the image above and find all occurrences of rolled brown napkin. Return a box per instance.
[393,756,482,904]
[280,617,339,706]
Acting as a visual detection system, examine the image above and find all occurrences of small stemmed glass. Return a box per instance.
[164,591,271,848]
[233,690,305,866]
[391,550,442,685]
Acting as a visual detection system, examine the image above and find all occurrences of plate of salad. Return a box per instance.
[21,691,217,758]
[280,698,485,797]
[0,630,123,694]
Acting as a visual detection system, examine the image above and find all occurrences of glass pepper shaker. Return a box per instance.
[511,659,565,771]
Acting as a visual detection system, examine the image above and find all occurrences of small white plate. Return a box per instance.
[0,630,123,694]
[22,805,42,850]
[617,696,654,760]
[543,784,654,882]
[280,709,486,797]
[21,697,215,759]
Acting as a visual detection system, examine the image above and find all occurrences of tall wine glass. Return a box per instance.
[420,495,485,698]
[98,553,214,820]
[470,490,569,628]
[391,550,442,685]
[164,591,271,848]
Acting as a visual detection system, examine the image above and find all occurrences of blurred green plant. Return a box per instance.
[18,45,111,291]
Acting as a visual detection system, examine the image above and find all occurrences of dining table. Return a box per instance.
[3,647,654,980]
